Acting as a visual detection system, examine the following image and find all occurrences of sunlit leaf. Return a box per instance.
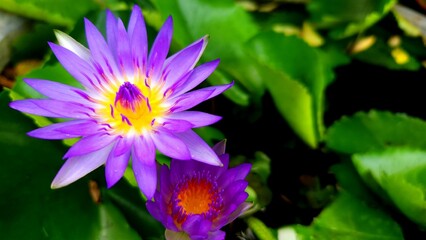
[353,148,426,227]
[248,33,335,148]
[0,0,99,28]
[326,110,426,154]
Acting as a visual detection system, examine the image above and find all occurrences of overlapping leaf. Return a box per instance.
[353,148,426,227]
[281,192,404,240]
[326,110,426,154]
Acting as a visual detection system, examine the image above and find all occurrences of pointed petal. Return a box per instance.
[84,18,120,79]
[160,118,193,132]
[218,163,252,188]
[162,37,206,90]
[9,99,60,118]
[212,139,227,156]
[115,18,134,78]
[147,16,173,81]
[171,82,233,112]
[172,59,220,97]
[49,42,101,91]
[175,130,222,166]
[55,120,104,136]
[169,89,214,113]
[132,136,157,200]
[51,143,113,188]
[227,202,252,222]
[166,111,221,128]
[27,120,94,139]
[151,130,191,160]
[9,99,93,119]
[24,79,92,105]
[146,197,164,223]
[114,136,134,156]
[64,133,118,159]
[208,231,226,240]
[105,142,131,188]
[182,215,212,238]
[54,30,90,61]
[128,5,148,73]
[106,10,118,59]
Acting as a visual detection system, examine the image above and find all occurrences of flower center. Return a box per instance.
[177,178,213,214]
[170,171,223,227]
[97,80,167,135]
[115,82,145,112]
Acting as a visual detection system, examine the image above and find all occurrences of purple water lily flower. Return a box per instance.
[146,140,252,240]
[9,5,233,200]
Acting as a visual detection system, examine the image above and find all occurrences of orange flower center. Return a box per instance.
[177,178,213,215]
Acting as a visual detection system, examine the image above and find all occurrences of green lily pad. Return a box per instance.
[325,110,426,154]
[353,148,426,227]
[283,192,404,239]
[248,33,338,148]
[0,0,99,28]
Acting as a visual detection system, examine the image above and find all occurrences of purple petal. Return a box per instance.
[115,18,134,77]
[146,198,164,223]
[166,111,221,128]
[147,16,173,82]
[151,130,191,160]
[182,215,212,238]
[51,143,113,188]
[171,59,220,97]
[128,5,148,73]
[24,79,92,105]
[208,231,226,240]
[106,10,118,59]
[218,163,252,188]
[222,192,250,217]
[9,99,93,119]
[162,37,206,91]
[132,136,157,200]
[63,133,118,159]
[171,82,234,112]
[114,136,134,156]
[105,142,131,188]
[159,164,173,198]
[55,120,104,136]
[10,100,59,118]
[84,18,120,79]
[169,158,198,184]
[160,119,193,132]
[227,202,252,223]
[224,180,249,199]
[202,82,234,100]
[27,120,94,139]
[212,139,227,156]
[49,42,101,91]
[169,89,214,113]
[175,130,222,166]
